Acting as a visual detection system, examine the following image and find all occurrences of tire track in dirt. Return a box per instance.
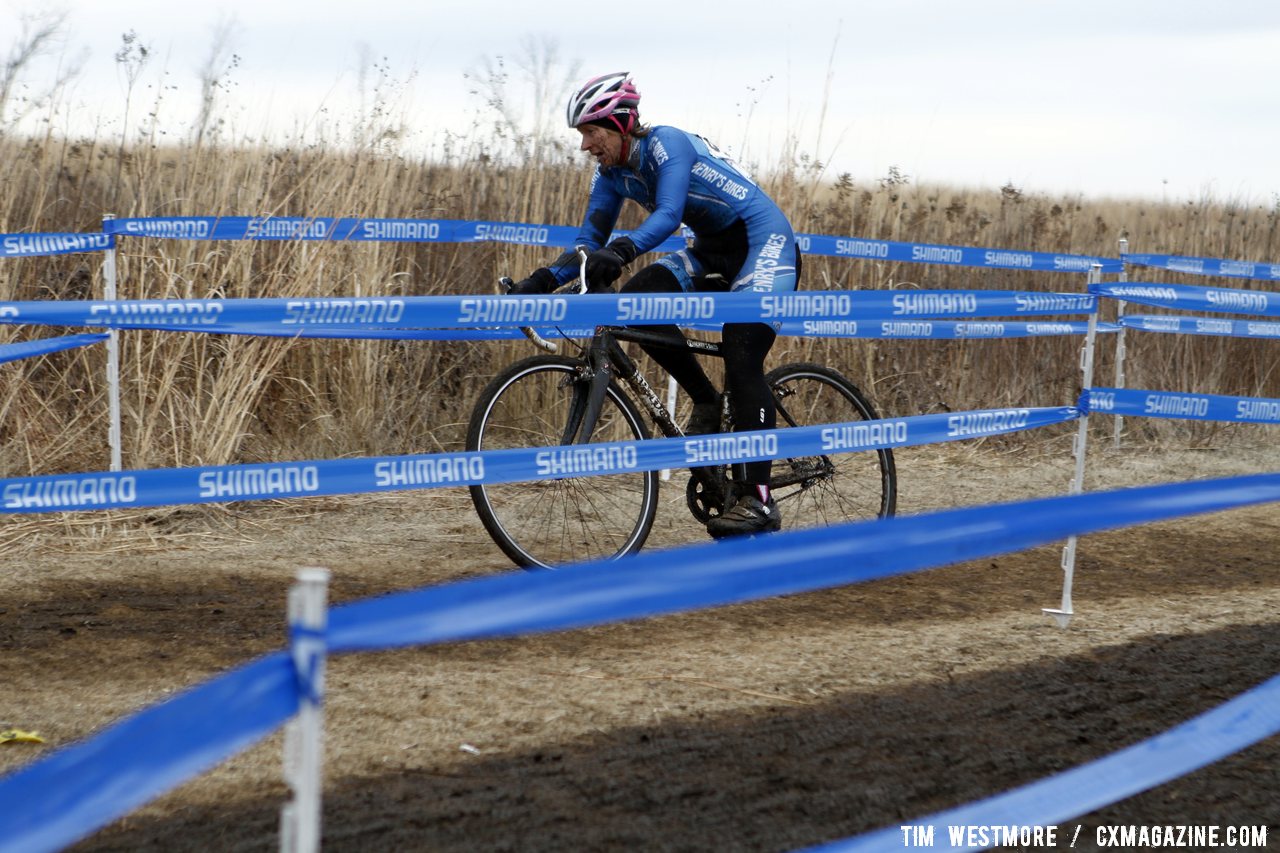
[67,620,1280,852]
[3,446,1276,850]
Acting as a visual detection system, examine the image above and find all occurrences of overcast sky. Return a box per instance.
[7,0,1280,204]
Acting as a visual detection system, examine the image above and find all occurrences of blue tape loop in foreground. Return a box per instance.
[0,290,1100,332]
[1081,387,1280,424]
[0,406,1077,514]
[808,671,1280,852]
[322,472,1280,651]
[1122,252,1280,283]
[3,472,1280,853]
[0,652,298,853]
[1094,281,1280,317]
[0,333,108,365]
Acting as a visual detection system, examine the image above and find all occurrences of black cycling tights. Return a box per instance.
[621,264,777,486]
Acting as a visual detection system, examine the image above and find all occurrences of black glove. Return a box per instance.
[585,237,638,293]
[508,267,557,295]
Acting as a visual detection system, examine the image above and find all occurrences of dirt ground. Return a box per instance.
[2,433,1279,852]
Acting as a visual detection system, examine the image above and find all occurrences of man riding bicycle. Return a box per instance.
[510,71,803,539]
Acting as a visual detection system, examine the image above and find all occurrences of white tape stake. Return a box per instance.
[1112,237,1129,448]
[280,567,330,853]
[661,376,679,481]
[1044,264,1102,629]
[102,214,122,472]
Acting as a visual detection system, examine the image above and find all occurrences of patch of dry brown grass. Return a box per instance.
[1,130,1277,489]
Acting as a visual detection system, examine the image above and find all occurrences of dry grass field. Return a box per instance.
[2,128,1280,484]
[2,68,1279,851]
[1,441,1278,851]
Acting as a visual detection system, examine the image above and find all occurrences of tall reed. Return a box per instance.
[2,128,1277,486]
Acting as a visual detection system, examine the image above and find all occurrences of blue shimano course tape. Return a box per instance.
[0,232,114,258]
[0,319,1112,342]
[102,217,1119,273]
[0,406,1078,514]
[0,290,1099,331]
[1094,281,1280,317]
[1120,314,1280,339]
[0,333,108,364]
[810,671,1280,852]
[1123,252,1280,282]
[1081,387,1280,424]
[5,471,1280,853]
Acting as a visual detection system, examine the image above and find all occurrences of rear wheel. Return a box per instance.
[766,363,897,528]
[466,355,659,569]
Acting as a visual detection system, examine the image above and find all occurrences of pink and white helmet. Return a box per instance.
[565,72,641,134]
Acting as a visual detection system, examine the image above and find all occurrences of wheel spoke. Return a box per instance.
[467,358,658,568]
[767,364,897,529]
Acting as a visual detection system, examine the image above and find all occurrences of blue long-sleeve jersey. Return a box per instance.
[549,126,797,293]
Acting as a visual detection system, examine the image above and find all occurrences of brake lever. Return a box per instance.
[498,249,592,353]
[498,276,558,353]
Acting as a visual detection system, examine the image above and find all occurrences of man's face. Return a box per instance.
[577,124,623,168]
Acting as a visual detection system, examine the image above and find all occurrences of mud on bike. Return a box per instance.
[465,266,898,569]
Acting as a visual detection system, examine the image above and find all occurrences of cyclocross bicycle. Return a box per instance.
[466,259,897,569]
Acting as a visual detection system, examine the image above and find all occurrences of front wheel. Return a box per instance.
[766,363,897,528]
[466,355,659,569]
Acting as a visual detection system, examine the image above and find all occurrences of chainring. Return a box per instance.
[685,472,727,523]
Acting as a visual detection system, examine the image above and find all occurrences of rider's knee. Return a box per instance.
[722,323,777,368]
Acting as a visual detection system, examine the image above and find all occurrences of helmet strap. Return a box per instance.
[608,112,635,167]
[608,111,636,136]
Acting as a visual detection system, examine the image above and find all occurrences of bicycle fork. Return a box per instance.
[560,336,624,445]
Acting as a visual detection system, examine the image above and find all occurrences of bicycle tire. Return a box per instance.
[766,362,897,527]
[467,355,660,569]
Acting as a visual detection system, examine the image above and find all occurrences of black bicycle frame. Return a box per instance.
[559,324,843,511]
[569,325,723,445]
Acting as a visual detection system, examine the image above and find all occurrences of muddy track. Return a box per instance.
[2,443,1277,852]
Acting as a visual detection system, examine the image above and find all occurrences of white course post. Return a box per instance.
[280,567,331,853]
[1043,263,1103,628]
[661,376,679,481]
[102,214,123,472]
[1112,238,1129,448]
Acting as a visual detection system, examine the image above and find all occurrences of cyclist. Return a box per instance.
[510,71,802,538]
